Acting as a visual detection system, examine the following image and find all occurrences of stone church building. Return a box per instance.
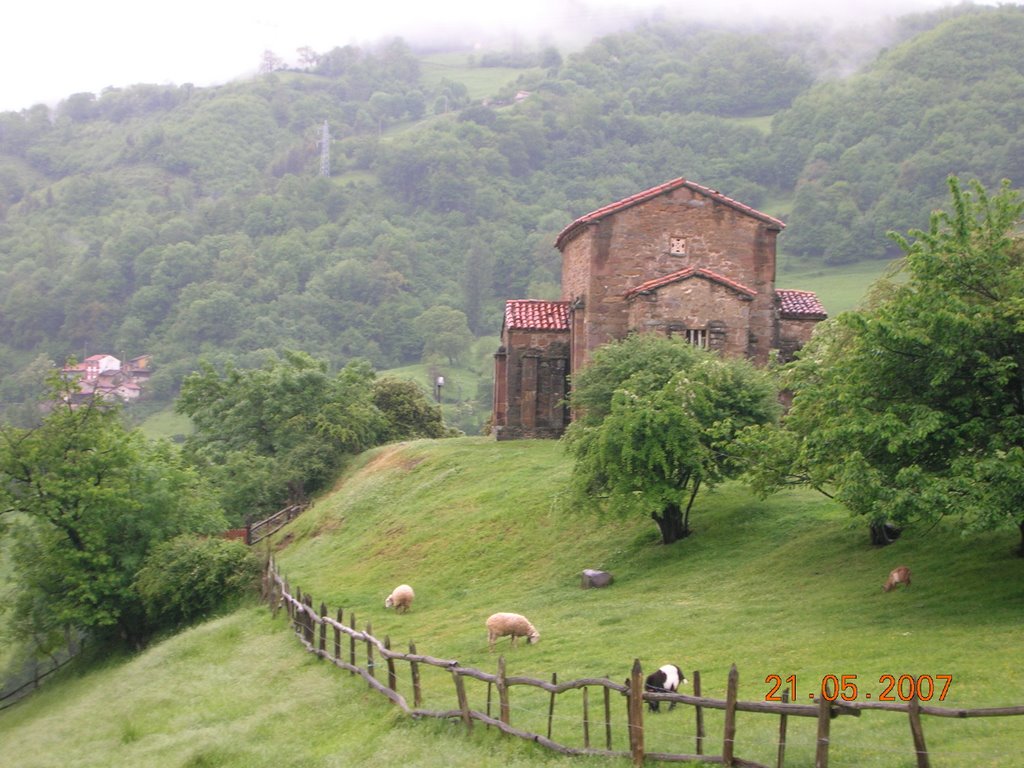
[492,177,827,440]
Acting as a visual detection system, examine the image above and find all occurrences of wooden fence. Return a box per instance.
[263,560,1024,767]
[243,504,306,545]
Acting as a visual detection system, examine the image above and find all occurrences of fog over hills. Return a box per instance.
[1,0,994,112]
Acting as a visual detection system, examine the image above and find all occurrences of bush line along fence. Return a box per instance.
[263,560,1024,767]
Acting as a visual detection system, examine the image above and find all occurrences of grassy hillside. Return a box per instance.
[2,437,1020,766]
[419,52,541,101]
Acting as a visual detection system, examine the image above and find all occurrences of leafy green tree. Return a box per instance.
[742,178,1024,552]
[0,377,226,648]
[565,335,780,544]
[134,534,261,631]
[566,333,704,428]
[415,306,473,366]
[176,351,388,519]
[371,377,451,442]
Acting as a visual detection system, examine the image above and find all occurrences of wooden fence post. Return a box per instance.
[334,609,343,661]
[908,694,931,768]
[384,636,397,692]
[282,579,291,620]
[452,668,473,733]
[409,641,422,709]
[292,589,302,636]
[777,688,789,768]
[348,613,357,675]
[628,659,645,767]
[497,656,510,725]
[547,672,558,740]
[815,687,832,768]
[303,593,315,645]
[693,669,705,755]
[604,678,612,751]
[582,687,591,749]
[318,601,327,655]
[365,621,375,684]
[723,664,739,767]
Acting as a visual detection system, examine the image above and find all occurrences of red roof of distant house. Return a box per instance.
[555,178,786,249]
[776,289,828,319]
[504,300,570,331]
[625,267,758,300]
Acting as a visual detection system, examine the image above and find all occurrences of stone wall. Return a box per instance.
[494,330,569,440]
[776,316,820,363]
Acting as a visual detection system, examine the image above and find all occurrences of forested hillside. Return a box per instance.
[0,2,1021,417]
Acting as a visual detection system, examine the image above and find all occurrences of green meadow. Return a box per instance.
[2,437,1020,767]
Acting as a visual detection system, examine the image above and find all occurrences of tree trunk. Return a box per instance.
[653,502,689,545]
[869,521,901,546]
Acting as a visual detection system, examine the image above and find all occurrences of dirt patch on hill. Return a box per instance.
[313,516,345,538]
[363,443,427,473]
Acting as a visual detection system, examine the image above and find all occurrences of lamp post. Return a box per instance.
[435,375,445,403]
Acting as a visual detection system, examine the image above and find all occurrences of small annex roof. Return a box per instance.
[555,177,786,250]
[624,267,758,301]
[776,289,828,320]
[503,299,571,331]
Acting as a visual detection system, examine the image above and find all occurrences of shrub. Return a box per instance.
[135,535,262,630]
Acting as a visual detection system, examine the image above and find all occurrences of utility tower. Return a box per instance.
[319,120,330,177]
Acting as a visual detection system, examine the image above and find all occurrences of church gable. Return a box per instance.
[624,267,758,301]
[625,268,759,355]
[554,177,784,251]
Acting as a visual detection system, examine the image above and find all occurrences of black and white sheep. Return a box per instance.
[485,612,540,651]
[384,584,415,613]
[641,664,686,712]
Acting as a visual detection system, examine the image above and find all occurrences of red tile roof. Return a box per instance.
[555,177,786,249]
[776,289,828,319]
[624,267,758,300]
[504,300,571,331]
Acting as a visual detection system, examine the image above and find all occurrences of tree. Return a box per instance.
[0,376,226,648]
[415,306,473,366]
[371,377,451,442]
[134,534,261,631]
[296,46,320,70]
[566,333,704,428]
[176,351,388,519]
[260,50,284,74]
[742,177,1024,552]
[565,335,780,544]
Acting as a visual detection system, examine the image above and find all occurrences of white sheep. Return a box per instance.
[486,612,540,651]
[384,584,415,613]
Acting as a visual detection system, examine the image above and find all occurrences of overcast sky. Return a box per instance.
[0,0,995,113]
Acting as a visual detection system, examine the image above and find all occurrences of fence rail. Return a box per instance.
[245,504,305,545]
[263,560,1023,767]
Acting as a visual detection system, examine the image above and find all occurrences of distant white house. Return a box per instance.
[61,354,153,403]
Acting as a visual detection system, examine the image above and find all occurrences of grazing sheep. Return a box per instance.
[640,664,686,712]
[883,566,911,592]
[486,612,540,651]
[384,584,415,613]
